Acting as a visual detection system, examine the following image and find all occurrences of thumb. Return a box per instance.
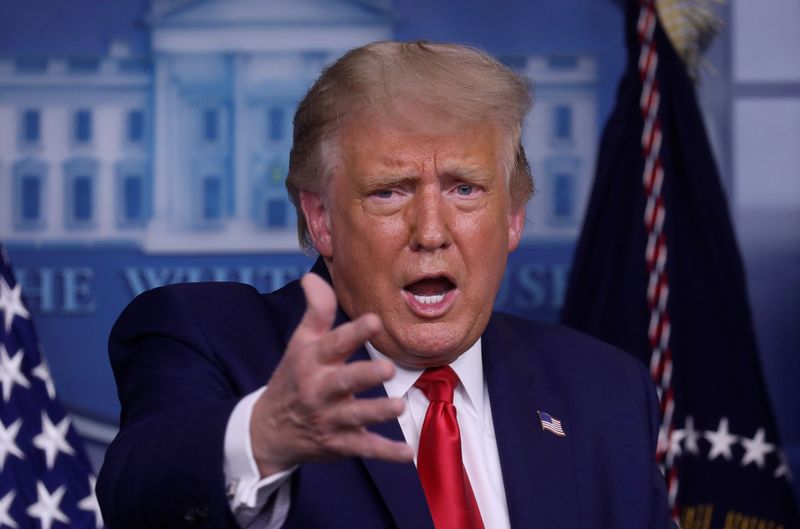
[295,273,337,339]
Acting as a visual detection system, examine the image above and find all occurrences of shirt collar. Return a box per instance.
[365,338,484,417]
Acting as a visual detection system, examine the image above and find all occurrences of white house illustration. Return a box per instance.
[0,0,596,253]
[521,55,597,240]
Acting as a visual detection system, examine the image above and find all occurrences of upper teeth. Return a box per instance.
[414,294,445,305]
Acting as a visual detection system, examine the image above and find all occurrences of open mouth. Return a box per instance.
[402,276,457,314]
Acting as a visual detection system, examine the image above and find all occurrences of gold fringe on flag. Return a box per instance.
[655,0,723,80]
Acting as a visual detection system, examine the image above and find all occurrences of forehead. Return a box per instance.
[334,103,506,179]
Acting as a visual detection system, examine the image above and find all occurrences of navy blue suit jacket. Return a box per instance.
[98,261,672,529]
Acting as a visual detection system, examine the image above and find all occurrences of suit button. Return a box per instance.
[182,506,210,525]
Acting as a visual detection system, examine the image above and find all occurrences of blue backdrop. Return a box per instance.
[1,0,797,502]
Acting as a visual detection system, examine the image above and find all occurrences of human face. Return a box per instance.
[301,105,525,368]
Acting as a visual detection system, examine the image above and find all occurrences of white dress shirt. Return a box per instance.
[224,339,511,529]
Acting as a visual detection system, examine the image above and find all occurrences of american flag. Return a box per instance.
[561,0,799,525]
[0,244,103,529]
[537,411,566,437]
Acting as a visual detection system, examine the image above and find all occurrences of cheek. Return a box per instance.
[342,215,409,254]
[458,204,509,245]
[458,213,511,280]
[330,216,408,291]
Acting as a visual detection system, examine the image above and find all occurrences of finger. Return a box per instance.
[330,430,415,463]
[295,273,337,339]
[315,314,381,364]
[319,359,395,399]
[326,396,406,428]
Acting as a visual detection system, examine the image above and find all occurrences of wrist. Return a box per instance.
[250,390,298,478]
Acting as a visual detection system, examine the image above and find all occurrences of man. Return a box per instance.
[98,41,672,529]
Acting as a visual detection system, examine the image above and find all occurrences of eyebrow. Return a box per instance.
[442,165,492,182]
[360,161,493,189]
[361,174,418,190]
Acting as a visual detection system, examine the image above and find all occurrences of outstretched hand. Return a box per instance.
[250,273,414,477]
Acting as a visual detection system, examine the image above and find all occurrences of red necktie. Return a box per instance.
[414,367,485,529]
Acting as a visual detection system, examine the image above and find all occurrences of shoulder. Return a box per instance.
[486,311,654,402]
[111,279,306,346]
[108,279,308,398]
[488,312,644,372]
[109,281,305,370]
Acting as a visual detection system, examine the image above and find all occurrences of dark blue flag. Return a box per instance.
[561,1,800,527]
[0,244,103,529]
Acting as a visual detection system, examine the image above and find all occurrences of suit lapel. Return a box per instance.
[483,317,579,529]
[351,343,436,529]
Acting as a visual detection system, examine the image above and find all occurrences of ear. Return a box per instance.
[300,190,333,258]
[507,204,526,252]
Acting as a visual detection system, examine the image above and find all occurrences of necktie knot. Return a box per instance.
[414,366,459,403]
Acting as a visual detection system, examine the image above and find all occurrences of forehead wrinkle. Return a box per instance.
[375,154,419,173]
[364,158,419,183]
[352,147,421,177]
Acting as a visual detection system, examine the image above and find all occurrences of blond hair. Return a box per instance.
[286,40,534,250]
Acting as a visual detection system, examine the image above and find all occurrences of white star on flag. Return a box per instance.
[0,277,30,333]
[26,482,70,529]
[78,476,104,529]
[774,451,792,480]
[32,358,56,400]
[705,417,737,461]
[668,428,686,458]
[32,412,75,470]
[683,416,701,455]
[740,428,775,469]
[0,490,17,529]
[0,344,30,402]
[0,418,24,471]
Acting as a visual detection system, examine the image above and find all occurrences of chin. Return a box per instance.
[387,326,471,368]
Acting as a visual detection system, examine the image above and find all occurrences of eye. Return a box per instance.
[373,189,394,199]
[455,184,474,196]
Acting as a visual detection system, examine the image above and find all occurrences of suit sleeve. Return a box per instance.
[97,285,248,529]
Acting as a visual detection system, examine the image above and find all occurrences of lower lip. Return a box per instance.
[402,288,458,318]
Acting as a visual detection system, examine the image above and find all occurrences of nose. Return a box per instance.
[409,188,452,251]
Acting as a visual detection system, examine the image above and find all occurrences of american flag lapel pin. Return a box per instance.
[537,410,566,437]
